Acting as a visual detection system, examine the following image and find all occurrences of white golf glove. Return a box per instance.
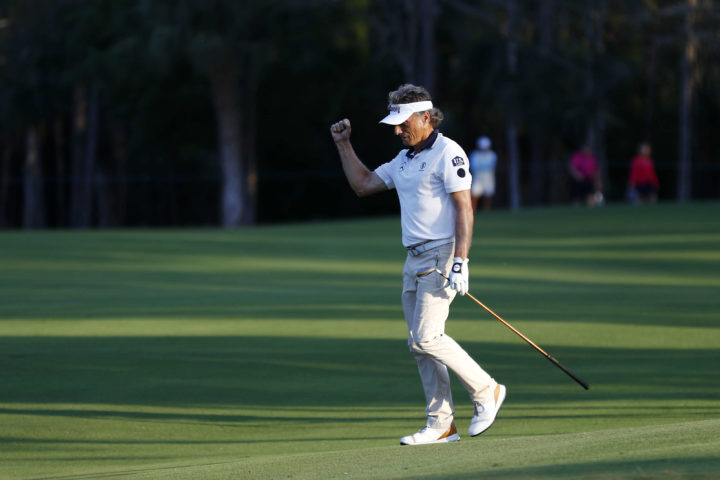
[449,257,469,295]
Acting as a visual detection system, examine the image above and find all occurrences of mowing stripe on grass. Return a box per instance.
[1,203,718,479]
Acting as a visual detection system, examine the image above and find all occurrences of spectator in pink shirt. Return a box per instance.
[569,144,601,206]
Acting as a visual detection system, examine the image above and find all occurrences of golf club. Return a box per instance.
[417,267,590,390]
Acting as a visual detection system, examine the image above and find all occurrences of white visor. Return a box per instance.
[379,100,433,125]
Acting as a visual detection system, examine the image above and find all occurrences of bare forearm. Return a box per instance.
[335,141,370,193]
[453,193,474,258]
[335,141,387,197]
[330,119,387,197]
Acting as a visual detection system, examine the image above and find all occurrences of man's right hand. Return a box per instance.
[330,119,351,144]
[330,118,387,197]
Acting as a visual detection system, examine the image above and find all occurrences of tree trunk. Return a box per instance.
[110,121,128,225]
[84,85,100,226]
[586,0,607,199]
[644,42,658,140]
[529,0,555,205]
[549,150,565,205]
[54,118,67,227]
[418,0,437,93]
[66,84,100,227]
[209,59,246,227]
[529,129,544,205]
[592,111,606,201]
[538,0,554,56]
[403,0,418,83]
[506,119,521,210]
[23,127,45,228]
[94,99,115,228]
[70,84,89,227]
[0,135,11,228]
[371,0,422,85]
[677,0,697,202]
[96,168,111,227]
[242,78,258,225]
[505,0,521,210]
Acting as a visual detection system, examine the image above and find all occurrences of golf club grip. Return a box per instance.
[546,355,590,390]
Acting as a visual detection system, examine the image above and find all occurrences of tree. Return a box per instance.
[677,0,699,201]
[369,0,438,93]
[0,0,117,228]
[140,0,286,226]
[642,0,719,201]
[503,0,521,210]
[583,0,607,198]
[1,0,718,228]
[440,0,521,209]
[0,0,63,229]
[528,0,556,206]
[23,126,44,227]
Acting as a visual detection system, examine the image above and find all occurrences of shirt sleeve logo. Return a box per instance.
[451,156,465,167]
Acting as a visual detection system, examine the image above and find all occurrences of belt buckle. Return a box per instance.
[408,240,433,257]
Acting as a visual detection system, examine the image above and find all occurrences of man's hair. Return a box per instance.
[388,84,444,127]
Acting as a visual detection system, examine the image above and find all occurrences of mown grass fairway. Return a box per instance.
[1,203,719,479]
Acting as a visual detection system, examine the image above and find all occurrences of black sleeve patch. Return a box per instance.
[451,156,465,167]
[457,168,466,178]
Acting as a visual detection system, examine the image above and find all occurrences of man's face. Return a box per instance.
[395,112,429,148]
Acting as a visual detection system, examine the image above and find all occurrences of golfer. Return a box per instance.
[330,84,505,445]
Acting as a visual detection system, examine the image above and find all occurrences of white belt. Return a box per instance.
[406,237,454,257]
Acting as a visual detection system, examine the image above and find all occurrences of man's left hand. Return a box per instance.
[449,257,469,295]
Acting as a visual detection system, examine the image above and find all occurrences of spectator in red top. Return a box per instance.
[569,144,601,206]
[628,142,659,204]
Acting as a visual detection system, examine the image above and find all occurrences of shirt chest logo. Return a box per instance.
[399,160,427,173]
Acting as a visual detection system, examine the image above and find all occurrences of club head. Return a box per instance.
[416,267,440,278]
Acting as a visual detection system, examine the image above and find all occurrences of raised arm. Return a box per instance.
[330,119,388,197]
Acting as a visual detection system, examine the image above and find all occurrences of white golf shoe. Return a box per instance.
[400,423,460,446]
[469,383,506,437]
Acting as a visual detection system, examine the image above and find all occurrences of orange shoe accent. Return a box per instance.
[494,384,501,403]
[438,423,457,440]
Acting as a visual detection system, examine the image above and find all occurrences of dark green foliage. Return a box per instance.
[0,1,719,227]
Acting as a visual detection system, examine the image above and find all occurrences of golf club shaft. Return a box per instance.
[438,270,590,390]
[466,290,590,389]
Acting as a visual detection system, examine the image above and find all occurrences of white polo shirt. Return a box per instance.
[375,131,472,247]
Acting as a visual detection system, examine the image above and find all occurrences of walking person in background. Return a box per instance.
[628,142,660,204]
[569,144,601,206]
[330,84,505,446]
[469,136,497,212]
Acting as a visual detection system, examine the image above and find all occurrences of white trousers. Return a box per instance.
[402,242,496,430]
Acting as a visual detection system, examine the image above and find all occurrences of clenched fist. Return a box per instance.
[330,119,351,144]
